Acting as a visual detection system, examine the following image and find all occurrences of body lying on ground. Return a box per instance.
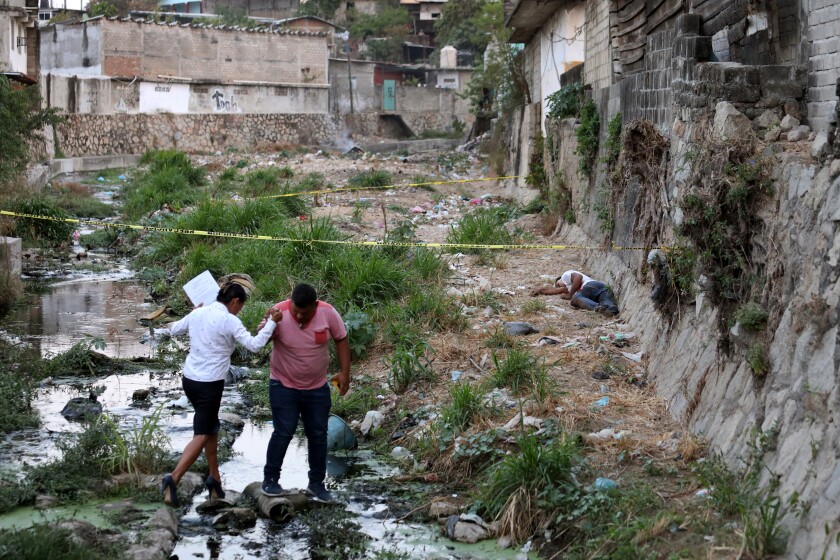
[532,270,619,316]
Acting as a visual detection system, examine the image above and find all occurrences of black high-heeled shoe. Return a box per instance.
[161,474,179,507]
[206,475,225,500]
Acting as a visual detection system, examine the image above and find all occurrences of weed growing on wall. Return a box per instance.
[574,99,600,177]
[545,82,584,120]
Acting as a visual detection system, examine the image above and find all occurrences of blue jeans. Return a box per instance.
[572,281,619,314]
[264,379,331,485]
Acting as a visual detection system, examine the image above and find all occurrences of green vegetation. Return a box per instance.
[602,112,622,169]
[121,150,206,220]
[678,152,773,305]
[748,343,770,376]
[298,0,341,18]
[458,0,531,115]
[41,336,113,377]
[545,83,584,121]
[349,2,412,63]
[0,524,121,560]
[446,206,516,254]
[734,303,769,331]
[386,341,434,394]
[347,169,392,189]
[441,382,485,433]
[575,99,600,177]
[330,376,380,419]
[0,76,63,187]
[8,196,74,246]
[490,348,553,400]
[0,341,39,434]
[242,167,295,197]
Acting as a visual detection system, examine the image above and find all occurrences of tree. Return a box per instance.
[434,0,491,58]
[298,0,342,20]
[0,77,63,187]
[460,1,530,115]
[87,0,157,17]
[348,1,411,62]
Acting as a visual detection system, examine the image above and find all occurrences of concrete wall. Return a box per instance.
[1,11,35,74]
[806,0,840,132]
[42,74,330,114]
[53,112,337,156]
[539,1,585,130]
[583,0,611,90]
[41,18,329,85]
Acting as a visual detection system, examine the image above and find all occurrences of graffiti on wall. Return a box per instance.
[211,90,242,113]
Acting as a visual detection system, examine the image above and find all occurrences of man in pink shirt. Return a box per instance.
[259,283,351,502]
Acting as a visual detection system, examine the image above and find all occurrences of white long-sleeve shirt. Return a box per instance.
[169,301,276,382]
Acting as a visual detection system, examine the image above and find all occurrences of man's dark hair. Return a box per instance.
[291,283,318,308]
[217,283,248,304]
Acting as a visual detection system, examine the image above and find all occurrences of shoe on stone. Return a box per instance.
[261,479,285,497]
[307,482,333,503]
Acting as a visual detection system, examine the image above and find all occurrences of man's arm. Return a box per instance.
[330,337,351,396]
[567,273,584,298]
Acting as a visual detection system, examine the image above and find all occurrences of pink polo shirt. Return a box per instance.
[260,300,347,390]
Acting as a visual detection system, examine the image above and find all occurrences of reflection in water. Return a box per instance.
[8,278,153,359]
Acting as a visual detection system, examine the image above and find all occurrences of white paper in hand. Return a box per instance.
[183,270,218,308]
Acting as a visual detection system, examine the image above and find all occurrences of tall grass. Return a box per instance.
[122,150,206,220]
[0,524,120,560]
[446,206,516,254]
[441,382,484,432]
[8,196,74,245]
[0,340,39,433]
[348,170,391,189]
[490,348,552,398]
[479,432,584,542]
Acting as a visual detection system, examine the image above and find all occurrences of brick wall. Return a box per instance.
[619,28,676,131]
[583,0,611,89]
[777,0,803,64]
[56,18,329,85]
[807,0,840,132]
[54,113,337,156]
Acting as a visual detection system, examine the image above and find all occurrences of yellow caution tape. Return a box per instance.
[255,175,522,199]
[0,210,670,251]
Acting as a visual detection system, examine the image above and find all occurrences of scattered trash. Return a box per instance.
[587,427,630,441]
[591,396,610,408]
[391,446,414,462]
[450,370,463,382]
[444,513,493,544]
[695,488,711,497]
[591,370,610,380]
[226,366,250,383]
[560,341,580,348]
[360,410,383,436]
[327,414,357,451]
[117,174,127,180]
[504,321,539,335]
[599,333,635,347]
[600,384,609,394]
[593,477,617,491]
[621,351,644,363]
[411,206,425,213]
[533,336,562,346]
[502,412,542,431]
[97,176,105,182]
[168,395,190,408]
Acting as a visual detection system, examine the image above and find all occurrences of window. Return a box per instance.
[16,36,27,47]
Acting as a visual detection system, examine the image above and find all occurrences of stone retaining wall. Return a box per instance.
[54,113,338,156]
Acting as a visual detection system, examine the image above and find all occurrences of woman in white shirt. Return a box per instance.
[161,277,282,507]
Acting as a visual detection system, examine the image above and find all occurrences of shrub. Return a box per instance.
[243,167,295,197]
[343,310,377,359]
[748,343,770,376]
[348,170,392,189]
[575,99,600,177]
[446,207,515,254]
[545,82,583,120]
[122,165,206,220]
[478,432,584,542]
[0,524,119,560]
[441,382,484,432]
[0,341,39,434]
[735,303,769,331]
[9,196,74,245]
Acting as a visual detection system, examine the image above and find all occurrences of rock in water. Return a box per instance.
[60,397,103,420]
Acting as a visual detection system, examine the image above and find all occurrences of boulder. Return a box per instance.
[132,389,150,401]
[753,110,781,130]
[429,500,460,523]
[764,128,782,142]
[713,102,752,142]
[60,397,103,421]
[147,507,179,537]
[812,132,829,160]
[35,494,60,509]
[212,507,257,530]
[780,115,800,132]
[787,128,808,142]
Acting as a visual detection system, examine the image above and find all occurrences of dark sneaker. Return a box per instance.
[307,482,333,503]
[261,479,285,497]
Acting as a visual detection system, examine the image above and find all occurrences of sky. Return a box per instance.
[44,0,87,10]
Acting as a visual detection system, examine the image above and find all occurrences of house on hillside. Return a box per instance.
[0,0,39,83]
[158,0,301,18]
[40,15,331,114]
[400,0,447,36]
